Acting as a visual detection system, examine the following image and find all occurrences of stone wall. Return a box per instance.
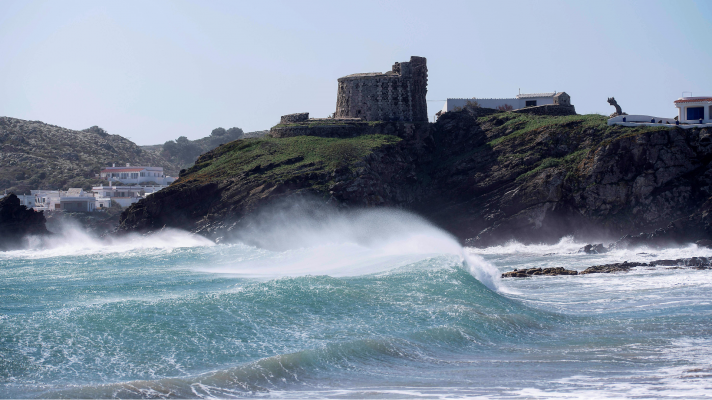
[270,121,430,141]
[280,113,309,124]
[335,56,428,122]
[511,104,576,116]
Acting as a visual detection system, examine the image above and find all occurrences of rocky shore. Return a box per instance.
[501,257,712,278]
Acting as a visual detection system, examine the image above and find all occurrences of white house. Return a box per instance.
[91,185,147,208]
[608,95,712,128]
[100,164,175,185]
[90,184,169,208]
[441,92,571,114]
[674,96,712,124]
[32,189,96,212]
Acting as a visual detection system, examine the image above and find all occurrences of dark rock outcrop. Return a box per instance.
[580,261,642,274]
[579,244,608,254]
[0,194,49,250]
[502,267,578,278]
[502,257,712,278]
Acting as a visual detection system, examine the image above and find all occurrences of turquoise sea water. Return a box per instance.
[2,210,712,398]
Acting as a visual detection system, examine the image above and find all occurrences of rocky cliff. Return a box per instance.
[118,110,712,246]
[0,194,49,250]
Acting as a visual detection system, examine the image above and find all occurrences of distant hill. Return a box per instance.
[0,117,181,194]
[146,128,269,170]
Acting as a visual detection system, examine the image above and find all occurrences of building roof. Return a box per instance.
[100,168,146,173]
[66,188,83,196]
[516,92,557,99]
[674,97,712,104]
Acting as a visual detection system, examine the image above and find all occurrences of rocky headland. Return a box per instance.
[117,108,712,248]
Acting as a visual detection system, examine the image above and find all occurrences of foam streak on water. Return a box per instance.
[1,211,711,399]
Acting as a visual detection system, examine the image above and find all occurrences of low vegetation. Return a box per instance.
[183,134,401,185]
[160,127,246,169]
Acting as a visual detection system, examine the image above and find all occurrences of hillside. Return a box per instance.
[118,110,712,246]
[147,128,270,170]
[0,117,181,193]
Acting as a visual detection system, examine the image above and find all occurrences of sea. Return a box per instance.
[2,208,711,399]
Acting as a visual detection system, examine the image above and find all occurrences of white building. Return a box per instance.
[32,189,96,212]
[674,96,712,124]
[608,95,712,128]
[2,184,171,212]
[441,92,571,114]
[100,164,175,185]
[91,184,169,208]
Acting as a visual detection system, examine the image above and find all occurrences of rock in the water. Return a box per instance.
[580,261,642,274]
[0,193,49,250]
[502,267,578,278]
[696,239,712,249]
[579,243,608,254]
[502,257,712,278]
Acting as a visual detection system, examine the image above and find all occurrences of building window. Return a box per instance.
[687,107,704,120]
[525,100,537,107]
[140,172,145,177]
[131,173,138,179]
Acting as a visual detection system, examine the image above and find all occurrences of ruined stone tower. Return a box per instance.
[335,56,428,122]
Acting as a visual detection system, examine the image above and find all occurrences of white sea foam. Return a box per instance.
[468,236,584,255]
[470,236,712,262]
[204,206,502,290]
[0,223,214,260]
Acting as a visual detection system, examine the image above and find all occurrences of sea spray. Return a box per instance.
[3,222,213,260]
[218,200,501,290]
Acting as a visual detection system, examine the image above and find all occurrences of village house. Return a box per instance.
[674,96,712,124]
[91,184,152,208]
[100,164,175,186]
[441,92,571,114]
[1,183,171,212]
[32,189,96,212]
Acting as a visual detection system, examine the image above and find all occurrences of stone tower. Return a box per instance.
[335,56,428,122]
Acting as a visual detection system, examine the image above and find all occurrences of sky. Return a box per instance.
[1,0,711,145]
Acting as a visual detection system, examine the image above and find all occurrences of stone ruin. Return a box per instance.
[276,56,429,127]
[280,113,309,124]
[335,56,428,122]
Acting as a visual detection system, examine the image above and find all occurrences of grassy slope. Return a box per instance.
[180,134,401,191]
[478,113,669,183]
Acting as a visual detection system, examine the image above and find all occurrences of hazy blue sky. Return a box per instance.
[1,0,711,145]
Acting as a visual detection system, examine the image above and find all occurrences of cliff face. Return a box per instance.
[421,111,712,245]
[118,128,427,239]
[0,194,49,250]
[119,110,712,246]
